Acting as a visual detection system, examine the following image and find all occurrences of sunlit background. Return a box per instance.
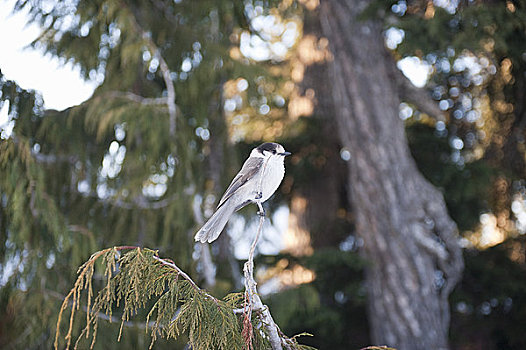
[2,0,526,349]
[2,0,526,301]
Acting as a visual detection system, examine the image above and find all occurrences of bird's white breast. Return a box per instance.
[260,157,285,202]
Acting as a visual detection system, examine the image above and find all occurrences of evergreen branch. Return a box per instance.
[111,193,178,210]
[104,91,169,105]
[45,286,156,330]
[31,151,80,164]
[54,236,312,349]
[54,246,247,350]
[54,248,109,349]
[151,255,212,298]
[16,130,177,211]
[11,135,79,165]
[75,190,177,210]
[155,48,177,137]
[120,1,178,136]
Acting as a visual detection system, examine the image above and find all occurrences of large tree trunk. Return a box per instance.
[316,1,464,349]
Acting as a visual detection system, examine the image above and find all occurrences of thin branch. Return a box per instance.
[243,205,265,300]
[72,188,178,210]
[154,49,177,137]
[67,225,95,238]
[151,254,220,305]
[116,1,177,136]
[152,255,201,293]
[84,306,155,329]
[112,193,177,210]
[11,135,79,165]
[243,202,285,350]
[32,151,79,164]
[45,287,154,330]
[394,66,444,120]
[104,91,168,105]
[122,2,177,136]
[240,157,286,349]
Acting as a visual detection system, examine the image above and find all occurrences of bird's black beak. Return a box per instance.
[279,151,291,156]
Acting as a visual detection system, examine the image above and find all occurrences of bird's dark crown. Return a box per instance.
[257,142,278,154]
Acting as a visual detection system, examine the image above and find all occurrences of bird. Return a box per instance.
[194,142,291,243]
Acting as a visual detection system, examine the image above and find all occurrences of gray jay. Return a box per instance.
[194,142,291,243]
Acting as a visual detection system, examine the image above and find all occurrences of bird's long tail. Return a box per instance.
[194,201,237,243]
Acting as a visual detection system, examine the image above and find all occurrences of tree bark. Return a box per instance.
[315,1,464,349]
[287,7,351,251]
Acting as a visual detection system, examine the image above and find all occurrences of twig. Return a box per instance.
[45,287,152,329]
[155,50,177,137]
[243,201,284,350]
[104,91,168,105]
[80,191,177,210]
[121,2,178,136]
[152,255,202,293]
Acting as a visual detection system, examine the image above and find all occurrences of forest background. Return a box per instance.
[1,0,526,349]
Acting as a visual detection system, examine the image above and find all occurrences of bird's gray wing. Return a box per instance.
[217,157,264,209]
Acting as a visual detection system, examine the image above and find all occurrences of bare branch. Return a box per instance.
[116,3,178,136]
[394,66,444,120]
[154,49,177,136]
[32,152,79,164]
[112,194,177,210]
[243,202,286,350]
[67,225,95,238]
[104,91,168,105]
[421,184,464,295]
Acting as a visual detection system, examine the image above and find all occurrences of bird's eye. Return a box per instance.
[272,150,276,154]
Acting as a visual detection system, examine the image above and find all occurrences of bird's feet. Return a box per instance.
[257,208,266,217]
[255,191,263,200]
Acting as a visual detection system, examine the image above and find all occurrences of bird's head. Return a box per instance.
[253,142,291,158]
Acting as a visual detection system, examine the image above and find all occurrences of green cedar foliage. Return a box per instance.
[54,247,249,350]
[54,246,313,350]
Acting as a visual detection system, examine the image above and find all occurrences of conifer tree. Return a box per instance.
[1,0,306,348]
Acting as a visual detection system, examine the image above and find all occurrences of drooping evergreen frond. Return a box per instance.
[54,246,265,350]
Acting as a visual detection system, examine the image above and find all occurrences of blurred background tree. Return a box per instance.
[1,0,526,349]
